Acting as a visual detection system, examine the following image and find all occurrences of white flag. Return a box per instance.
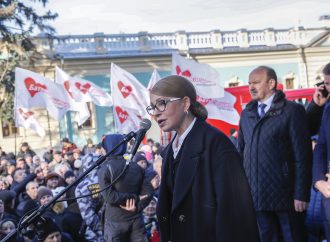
[110,63,150,133]
[55,67,90,126]
[56,66,112,106]
[172,52,224,99]
[113,105,142,134]
[110,63,149,118]
[15,67,70,120]
[197,91,240,125]
[15,107,46,137]
[147,69,161,91]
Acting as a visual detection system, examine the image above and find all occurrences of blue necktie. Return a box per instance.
[259,103,267,118]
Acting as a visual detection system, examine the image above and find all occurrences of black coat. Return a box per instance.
[238,90,312,211]
[313,102,330,184]
[98,156,154,222]
[306,99,325,136]
[156,119,260,242]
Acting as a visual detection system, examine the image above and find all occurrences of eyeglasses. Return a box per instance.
[146,98,182,115]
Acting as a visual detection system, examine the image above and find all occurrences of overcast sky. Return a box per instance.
[37,0,330,35]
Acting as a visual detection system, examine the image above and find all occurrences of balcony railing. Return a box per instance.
[34,27,326,57]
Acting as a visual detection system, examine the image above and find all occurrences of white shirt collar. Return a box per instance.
[172,117,197,158]
[258,93,275,114]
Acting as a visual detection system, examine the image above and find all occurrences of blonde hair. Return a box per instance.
[150,75,208,120]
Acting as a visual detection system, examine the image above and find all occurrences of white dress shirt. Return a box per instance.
[257,93,275,116]
[172,118,196,158]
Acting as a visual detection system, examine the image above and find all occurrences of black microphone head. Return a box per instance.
[140,118,152,131]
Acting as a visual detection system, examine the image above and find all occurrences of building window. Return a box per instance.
[228,82,239,87]
[78,102,95,129]
[1,119,19,137]
[285,78,294,89]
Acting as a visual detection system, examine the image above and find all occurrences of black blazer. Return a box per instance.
[156,118,260,242]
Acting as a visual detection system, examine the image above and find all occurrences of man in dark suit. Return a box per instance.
[307,63,330,136]
[312,62,330,241]
[238,66,312,242]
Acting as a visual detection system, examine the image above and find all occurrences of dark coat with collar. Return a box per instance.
[238,90,312,211]
[156,118,260,242]
[313,102,330,184]
[306,99,325,136]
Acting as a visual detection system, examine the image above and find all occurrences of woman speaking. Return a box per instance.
[147,75,260,242]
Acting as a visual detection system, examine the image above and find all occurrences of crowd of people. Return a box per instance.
[0,62,329,242]
[0,136,163,242]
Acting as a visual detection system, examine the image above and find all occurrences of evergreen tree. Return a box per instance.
[0,0,57,122]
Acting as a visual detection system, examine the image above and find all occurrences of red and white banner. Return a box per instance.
[15,67,70,120]
[113,106,143,134]
[15,107,46,137]
[110,63,149,128]
[55,67,91,125]
[198,91,240,125]
[147,69,161,91]
[171,53,239,125]
[172,52,224,99]
[110,63,150,133]
[56,66,112,107]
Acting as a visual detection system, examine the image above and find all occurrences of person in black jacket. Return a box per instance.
[148,75,259,242]
[310,62,330,241]
[98,134,154,242]
[238,66,312,242]
[307,63,330,136]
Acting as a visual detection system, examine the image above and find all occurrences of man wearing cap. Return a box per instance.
[37,187,53,207]
[61,138,77,157]
[36,186,65,233]
[31,216,73,242]
[49,151,70,173]
[133,153,148,170]
[63,152,75,170]
[45,172,62,191]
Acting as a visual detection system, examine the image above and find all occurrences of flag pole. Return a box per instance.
[14,126,17,156]
[46,110,52,147]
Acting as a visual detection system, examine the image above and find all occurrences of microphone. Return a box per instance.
[128,119,152,162]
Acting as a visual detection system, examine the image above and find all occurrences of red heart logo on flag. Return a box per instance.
[64,81,73,98]
[24,77,47,97]
[197,96,210,106]
[115,106,129,123]
[117,81,132,98]
[175,65,191,77]
[182,70,191,77]
[75,82,91,94]
[176,66,181,75]
[18,108,34,120]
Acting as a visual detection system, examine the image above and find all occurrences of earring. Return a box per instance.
[184,110,189,115]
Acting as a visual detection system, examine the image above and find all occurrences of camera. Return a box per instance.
[315,81,329,98]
